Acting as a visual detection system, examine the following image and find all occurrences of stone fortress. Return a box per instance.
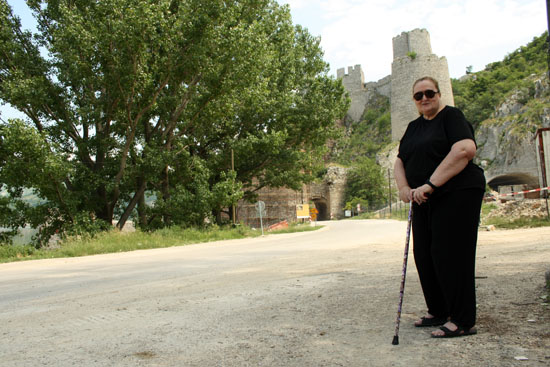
[236,28,546,226]
[337,28,454,141]
[339,28,545,195]
[238,28,451,225]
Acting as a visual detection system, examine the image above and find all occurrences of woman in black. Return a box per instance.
[394,76,485,338]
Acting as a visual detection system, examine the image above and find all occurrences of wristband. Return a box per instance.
[425,179,438,190]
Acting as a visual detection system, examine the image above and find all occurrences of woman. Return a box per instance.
[394,76,485,338]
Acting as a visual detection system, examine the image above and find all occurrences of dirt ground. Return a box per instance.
[0,220,549,366]
[455,227,550,366]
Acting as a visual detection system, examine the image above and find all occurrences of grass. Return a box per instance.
[482,216,550,229]
[0,222,323,264]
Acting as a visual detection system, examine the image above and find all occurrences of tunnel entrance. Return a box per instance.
[312,198,329,221]
[487,173,539,191]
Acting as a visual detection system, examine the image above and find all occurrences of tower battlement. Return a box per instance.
[337,29,453,140]
[337,64,365,93]
[392,28,432,59]
[391,29,454,140]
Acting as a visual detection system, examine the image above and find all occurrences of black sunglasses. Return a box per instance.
[413,89,439,101]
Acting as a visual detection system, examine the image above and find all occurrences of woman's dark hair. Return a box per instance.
[412,76,440,93]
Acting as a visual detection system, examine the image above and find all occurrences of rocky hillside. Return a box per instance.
[475,73,550,187]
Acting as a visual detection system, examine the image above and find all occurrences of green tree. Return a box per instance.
[333,93,390,164]
[0,0,348,244]
[452,32,548,129]
[344,156,386,211]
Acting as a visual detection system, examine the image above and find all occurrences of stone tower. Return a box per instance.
[336,65,369,122]
[336,65,392,122]
[390,28,454,141]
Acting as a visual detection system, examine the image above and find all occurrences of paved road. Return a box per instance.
[0,220,409,366]
[1,219,549,366]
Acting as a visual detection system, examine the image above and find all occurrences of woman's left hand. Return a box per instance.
[412,184,434,205]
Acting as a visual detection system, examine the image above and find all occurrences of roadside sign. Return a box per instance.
[310,207,318,221]
[296,204,310,219]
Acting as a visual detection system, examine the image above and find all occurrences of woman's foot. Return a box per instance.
[414,314,447,327]
[431,322,477,338]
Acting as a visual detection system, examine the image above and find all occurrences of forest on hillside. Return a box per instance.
[452,32,548,130]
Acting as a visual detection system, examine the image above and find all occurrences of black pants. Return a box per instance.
[412,188,484,329]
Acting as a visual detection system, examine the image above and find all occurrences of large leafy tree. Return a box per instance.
[0,0,348,244]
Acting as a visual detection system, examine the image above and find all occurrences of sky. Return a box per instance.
[279,0,548,81]
[1,0,548,121]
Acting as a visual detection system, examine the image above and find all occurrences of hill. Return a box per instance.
[452,32,548,130]
[336,31,549,164]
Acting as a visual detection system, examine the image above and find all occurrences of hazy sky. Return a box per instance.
[279,0,547,81]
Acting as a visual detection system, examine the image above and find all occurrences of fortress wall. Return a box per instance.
[339,66,391,122]
[337,29,454,141]
[365,75,392,99]
[390,29,454,141]
[337,65,364,93]
[392,29,432,59]
[338,64,369,122]
[236,185,307,227]
[347,90,370,122]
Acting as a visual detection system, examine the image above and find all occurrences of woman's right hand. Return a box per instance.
[399,186,412,203]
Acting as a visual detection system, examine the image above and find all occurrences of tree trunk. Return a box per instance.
[117,179,147,230]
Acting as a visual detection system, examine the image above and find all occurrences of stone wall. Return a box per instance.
[390,29,454,141]
[337,65,369,122]
[392,28,432,59]
[236,166,349,225]
[337,29,454,140]
[237,185,308,228]
[366,75,392,99]
[337,66,391,123]
[323,166,348,219]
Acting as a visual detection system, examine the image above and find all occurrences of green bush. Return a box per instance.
[452,32,548,130]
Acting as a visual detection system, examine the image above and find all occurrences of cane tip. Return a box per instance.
[392,336,399,345]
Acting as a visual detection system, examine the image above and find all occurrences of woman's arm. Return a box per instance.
[412,138,477,203]
[394,157,412,203]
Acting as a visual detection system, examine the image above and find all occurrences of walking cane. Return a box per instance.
[392,203,413,345]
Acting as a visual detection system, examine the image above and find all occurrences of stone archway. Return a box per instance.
[487,173,539,191]
[312,198,329,221]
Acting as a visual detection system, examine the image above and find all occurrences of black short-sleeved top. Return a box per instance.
[397,105,485,196]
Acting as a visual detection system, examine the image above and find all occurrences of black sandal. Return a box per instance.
[414,316,446,327]
[431,325,477,338]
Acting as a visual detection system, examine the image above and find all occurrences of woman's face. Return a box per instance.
[413,80,441,119]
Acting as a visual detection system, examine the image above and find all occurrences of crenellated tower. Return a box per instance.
[390,29,454,140]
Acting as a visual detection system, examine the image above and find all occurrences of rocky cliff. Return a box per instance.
[376,74,550,193]
[475,73,550,189]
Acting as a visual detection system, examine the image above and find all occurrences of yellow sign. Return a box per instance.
[309,207,318,221]
[296,204,310,219]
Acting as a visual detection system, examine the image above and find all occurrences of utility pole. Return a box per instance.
[231,148,236,226]
[388,168,392,215]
